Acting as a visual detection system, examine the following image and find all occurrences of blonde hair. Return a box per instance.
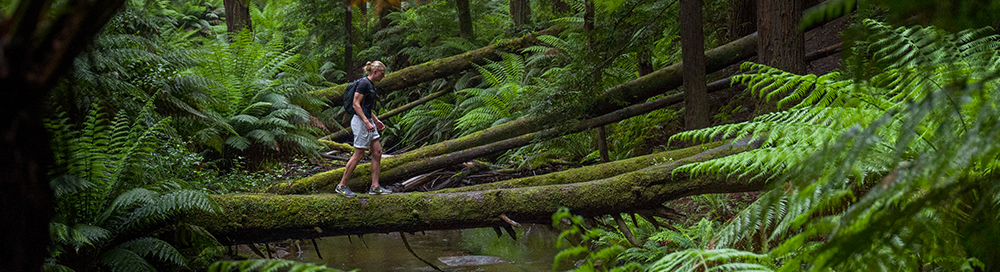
[364,61,386,75]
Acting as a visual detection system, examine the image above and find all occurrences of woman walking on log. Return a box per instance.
[336,61,391,197]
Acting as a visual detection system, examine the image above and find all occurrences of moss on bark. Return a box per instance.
[311,27,561,100]
[189,140,757,244]
[319,140,354,153]
[437,142,724,193]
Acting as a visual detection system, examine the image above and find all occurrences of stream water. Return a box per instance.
[286,225,562,271]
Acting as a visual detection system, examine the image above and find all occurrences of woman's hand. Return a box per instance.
[365,122,376,132]
[374,118,385,130]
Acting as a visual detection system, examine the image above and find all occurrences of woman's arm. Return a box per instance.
[373,115,385,130]
[353,92,375,131]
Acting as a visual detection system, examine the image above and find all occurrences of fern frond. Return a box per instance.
[118,237,188,267]
[648,249,773,272]
[100,248,156,272]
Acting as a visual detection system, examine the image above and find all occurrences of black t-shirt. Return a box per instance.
[355,77,377,119]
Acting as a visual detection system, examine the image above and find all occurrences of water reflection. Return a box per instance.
[293,225,560,271]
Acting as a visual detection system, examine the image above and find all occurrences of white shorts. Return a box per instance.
[351,115,380,149]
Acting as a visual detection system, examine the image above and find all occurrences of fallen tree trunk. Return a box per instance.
[312,27,561,100]
[319,139,354,152]
[191,140,756,245]
[435,142,725,193]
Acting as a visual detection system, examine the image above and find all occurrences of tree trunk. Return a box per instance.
[378,6,397,30]
[596,126,610,162]
[193,141,757,244]
[638,48,654,76]
[224,0,252,33]
[729,0,757,41]
[456,0,475,42]
[755,0,805,115]
[584,0,595,49]
[438,142,725,193]
[554,0,571,13]
[344,2,357,81]
[312,26,561,99]
[509,0,531,29]
[0,0,127,270]
[680,0,710,130]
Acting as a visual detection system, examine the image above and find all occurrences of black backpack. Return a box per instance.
[342,78,361,115]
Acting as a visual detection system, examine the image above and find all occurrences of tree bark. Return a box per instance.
[311,26,561,99]
[192,141,757,244]
[344,2,357,81]
[378,6,397,30]
[456,0,475,42]
[438,142,725,193]
[680,0,711,130]
[224,0,253,33]
[596,126,610,162]
[0,0,127,270]
[509,0,531,29]
[755,0,805,115]
[584,0,595,49]
[728,0,757,41]
[638,48,654,76]
[554,0,571,13]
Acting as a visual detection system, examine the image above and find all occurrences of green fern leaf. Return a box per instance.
[118,237,188,267]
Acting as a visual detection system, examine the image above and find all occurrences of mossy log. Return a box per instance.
[436,142,725,193]
[190,140,756,245]
[319,139,354,152]
[311,26,561,100]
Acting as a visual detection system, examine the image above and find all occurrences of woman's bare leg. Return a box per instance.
[369,140,382,189]
[339,147,367,187]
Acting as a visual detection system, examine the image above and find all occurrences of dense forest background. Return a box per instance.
[1,0,1000,271]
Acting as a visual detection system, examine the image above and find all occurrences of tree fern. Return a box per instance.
[453,53,540,135]
[45,103,222,271]
[656,19,1000,271]
[186,30,326,159]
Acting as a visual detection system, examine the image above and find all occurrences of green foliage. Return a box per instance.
[208,259,349,272]
[648,249,773,272]
[552,208,643,272]
[660,19,1000,271]
[45,104,221,272]
[454,53,542,135]
[52,0,206,117]
[185,30,327,159]
[802,0,1000,33]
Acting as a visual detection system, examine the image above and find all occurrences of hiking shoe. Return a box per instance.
[368,185,392,195]
[336,185,356,197]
